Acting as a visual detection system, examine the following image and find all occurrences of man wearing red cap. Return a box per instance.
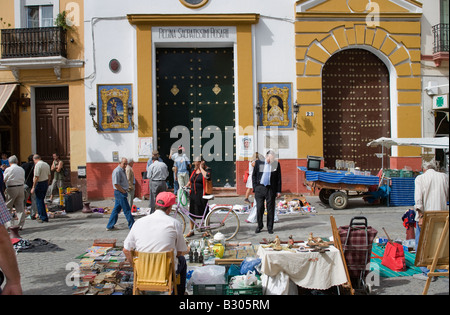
[123,191,188,294]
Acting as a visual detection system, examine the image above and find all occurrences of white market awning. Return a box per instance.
[0,84,17,113]
[367,137,449,149]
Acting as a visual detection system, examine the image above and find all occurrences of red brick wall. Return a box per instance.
[88,160,313,199]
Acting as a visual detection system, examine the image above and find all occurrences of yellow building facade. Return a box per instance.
[295,0,423,171]
[0,0,85,187]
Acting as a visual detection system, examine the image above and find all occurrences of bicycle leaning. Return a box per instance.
[170,187,240,241]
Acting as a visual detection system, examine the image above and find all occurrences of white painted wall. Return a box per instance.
[420,0,449,143]
[84,0,298,162]
[84,16,137,162]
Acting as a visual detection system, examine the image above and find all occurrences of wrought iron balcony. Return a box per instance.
[432,23,449,54]
[1,26,67,59]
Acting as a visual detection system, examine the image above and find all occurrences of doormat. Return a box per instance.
[370,243,422,277]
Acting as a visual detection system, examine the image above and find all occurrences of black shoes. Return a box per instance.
[268,230,274,234]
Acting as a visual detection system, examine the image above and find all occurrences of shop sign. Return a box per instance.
[154,26,236,42]
[433,94,448,110]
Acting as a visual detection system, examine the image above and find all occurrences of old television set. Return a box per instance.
[307,155,324,171]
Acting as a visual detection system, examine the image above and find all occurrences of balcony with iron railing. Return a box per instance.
[1,26,67,59]
[0,26,84,80]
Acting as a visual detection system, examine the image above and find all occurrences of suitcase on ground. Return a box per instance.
[64,191,83,212]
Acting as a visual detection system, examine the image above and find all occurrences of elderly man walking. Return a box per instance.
[106,157,135,231]
[3,155,25,230]
[147,155,169,213]
[0,194,22,295]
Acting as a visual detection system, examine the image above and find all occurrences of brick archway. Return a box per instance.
[295,22,422,165]
[322,48,391,173]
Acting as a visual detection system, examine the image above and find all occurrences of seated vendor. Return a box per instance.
[123,192,188,294]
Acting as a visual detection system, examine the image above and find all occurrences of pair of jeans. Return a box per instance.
[254,185,276,231]
[415,224,447,275]
[106,190,134,229]
[35,181,48,222]
[176,256,187,295]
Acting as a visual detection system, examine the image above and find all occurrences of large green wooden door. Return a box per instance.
[156,48,236,187]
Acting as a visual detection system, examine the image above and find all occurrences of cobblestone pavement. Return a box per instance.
[9,195,449,295]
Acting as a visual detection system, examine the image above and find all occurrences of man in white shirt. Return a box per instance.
[413,159,449,281]
[3,155,26,230]
[123,192,188,294]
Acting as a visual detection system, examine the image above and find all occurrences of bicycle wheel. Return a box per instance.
[177,188,189,207]
[205,207,240,241]
[170,208,187,234]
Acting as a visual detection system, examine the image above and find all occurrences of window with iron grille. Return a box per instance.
[433,23,449,54]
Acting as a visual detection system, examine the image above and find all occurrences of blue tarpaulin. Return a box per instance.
[298,167,380,186]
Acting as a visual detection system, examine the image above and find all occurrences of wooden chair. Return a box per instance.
[415,211,449,295]
[132,249,178,295]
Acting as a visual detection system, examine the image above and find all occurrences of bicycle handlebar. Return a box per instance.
[181,186,191,193]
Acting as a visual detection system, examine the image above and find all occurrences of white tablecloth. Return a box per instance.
[257,245,347,292]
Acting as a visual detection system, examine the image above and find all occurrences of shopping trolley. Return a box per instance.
[338,216,378,291]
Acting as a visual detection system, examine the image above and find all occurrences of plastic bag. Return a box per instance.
[240,257,261,275]
[227,264,241,277]
[261,272,298,295]
[191,265,226,285]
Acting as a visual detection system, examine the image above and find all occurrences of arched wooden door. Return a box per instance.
[156,48,236,187]
[322,49,390,174]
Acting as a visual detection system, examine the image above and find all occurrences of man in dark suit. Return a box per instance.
[252,150,282,234]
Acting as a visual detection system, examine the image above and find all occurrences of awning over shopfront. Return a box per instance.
[367,137,449,149]
[0,84,17,113]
